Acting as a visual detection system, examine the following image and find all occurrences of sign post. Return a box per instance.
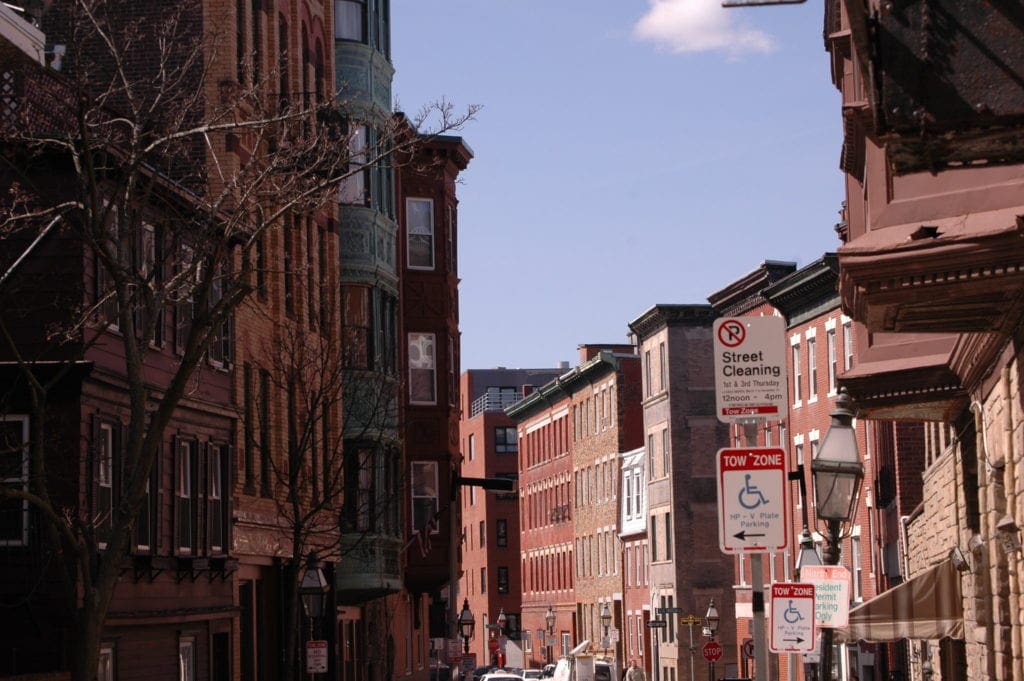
[769,583,816,654]
[306,640,328,674]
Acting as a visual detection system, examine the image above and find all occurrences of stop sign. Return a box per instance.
[702,641,723,662]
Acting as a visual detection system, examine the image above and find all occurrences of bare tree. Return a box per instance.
[0,2,475,680]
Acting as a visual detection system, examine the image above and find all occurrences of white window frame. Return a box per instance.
[842,317,854,371]
[411,461,439,532]
[825,318,838,395]
[806,332,818,403]
[406,197,435,270]
[408,332,437,405]
[179,637,196,681]
[790,334,802,407]
[97,422,115,549]
[0,414,30,546]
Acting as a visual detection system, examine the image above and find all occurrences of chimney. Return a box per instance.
[559,360,570,371]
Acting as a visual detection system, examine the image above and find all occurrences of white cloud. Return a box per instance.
[633,0,777,58]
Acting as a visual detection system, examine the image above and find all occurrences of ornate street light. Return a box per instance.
[811,389,864,680]
[459,598,475,655]
[704,599,719,681]
[299,553,329,620]
[600,602,612,659]
[545,605,556,664]
[497,608,507,635]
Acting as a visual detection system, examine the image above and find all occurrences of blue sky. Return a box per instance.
[392,0,844,371]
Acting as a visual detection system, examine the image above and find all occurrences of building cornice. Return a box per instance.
[707,261,797,317]
[762,254,840,328]
[627,304,717,342]
[506,352,623,421]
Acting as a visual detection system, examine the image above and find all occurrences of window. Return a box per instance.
[497,519,508,546]
[339,124,368,204]
[658,341,667,391]
[664,512,672,560]
[650,517,658,562]
[258,368,271,497]
[479,520,485,547]
[644,350,652,397]
[807,336,818,400]
[648,434,656,478]
[468,434,475,461]
[209,444,228,554]
[523,631,532,653]
[179,637,196,681]
[175,439,196,555]
[843,319,854,370]
[795,444,805,508]
[133,449,156,553]
[495,427,517,454]
[827,327,838,393]
[851,534,863,601]
[633,471,642,517]
[411,461,438,532]
[792,342,802,404]
[98,644,115,681]
[561,633,571,656]
[334,0,365,40]
[624,473,633,517]
[96,421,115,548]
[406,198,435,269]
[498,566,510,593]
[408,333,436,404]
[480,567,487,593]
[0,416,29,546]
[661,429,669,475]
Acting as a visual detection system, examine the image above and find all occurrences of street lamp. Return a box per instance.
[811,389,864,681]
[600,602,612,660]
[497,608,507,635]
[459,598,476,655]
[546,605,556,665]
[299,554,329,621]
[704,599,719,681]
[299,553,330,679]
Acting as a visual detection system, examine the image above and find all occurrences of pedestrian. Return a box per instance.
[625,660,646,681]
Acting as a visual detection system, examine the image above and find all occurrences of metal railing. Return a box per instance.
[470,390,523,418]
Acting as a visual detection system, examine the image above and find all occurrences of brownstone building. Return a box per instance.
[619,445,651,675]
[823,2,1024,680]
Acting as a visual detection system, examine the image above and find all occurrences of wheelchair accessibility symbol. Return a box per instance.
[738,474,769,509]
[783,600,804,624]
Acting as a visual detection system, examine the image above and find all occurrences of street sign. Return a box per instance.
[306,640,328,674]
[646,619,667,629]
[713,316,788,423]
[801,564,851,628]
[717,447,790,554]
[741,638,755,659]
[610,629,620,642]
[701,641,723,663]
[656,607,683,615]
[769,583,816,654]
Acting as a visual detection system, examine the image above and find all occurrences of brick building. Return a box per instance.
[459,368,563,667]
[565,344,642,673]
[619,446,651,674]
[626,305,734,681]
[823,2,1024,680]
[507,370,579,668]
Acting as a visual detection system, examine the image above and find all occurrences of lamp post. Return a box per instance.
[811,390,863,681]
[600,602,612,661]
[704,599,719,681]
[496,608,508,667]
[546,605,556,666]
[459,598,476,655]
[299,553,329,679]
[680,615,700,681]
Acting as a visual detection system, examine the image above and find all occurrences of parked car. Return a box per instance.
[473,666,497,681]
[521,670,544,680]
[540,664,557,678]
[480,673,524,681]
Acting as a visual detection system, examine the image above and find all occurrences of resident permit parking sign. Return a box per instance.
[769,583,816,654]
[801,565,851,628]
[713,316,788,423]
[717,447,790,554]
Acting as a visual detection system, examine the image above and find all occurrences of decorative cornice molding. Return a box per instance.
[627,304,717,341]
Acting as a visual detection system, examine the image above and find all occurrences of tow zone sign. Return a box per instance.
[769,583,816,654]
[717,447,790,554]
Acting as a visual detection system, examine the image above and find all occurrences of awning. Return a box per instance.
[838,559,964,642]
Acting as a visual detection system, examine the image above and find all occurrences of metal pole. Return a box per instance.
[819,519,841,680]
[751,554,770,681]
[688,620,695,681]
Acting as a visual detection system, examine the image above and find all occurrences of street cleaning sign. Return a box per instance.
[801,564,851,628]
[713,316,788,423]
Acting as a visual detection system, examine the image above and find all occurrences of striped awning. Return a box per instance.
[838,559,964,642]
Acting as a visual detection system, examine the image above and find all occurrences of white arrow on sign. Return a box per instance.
[717,447,790,554]
[769,583,816,654]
